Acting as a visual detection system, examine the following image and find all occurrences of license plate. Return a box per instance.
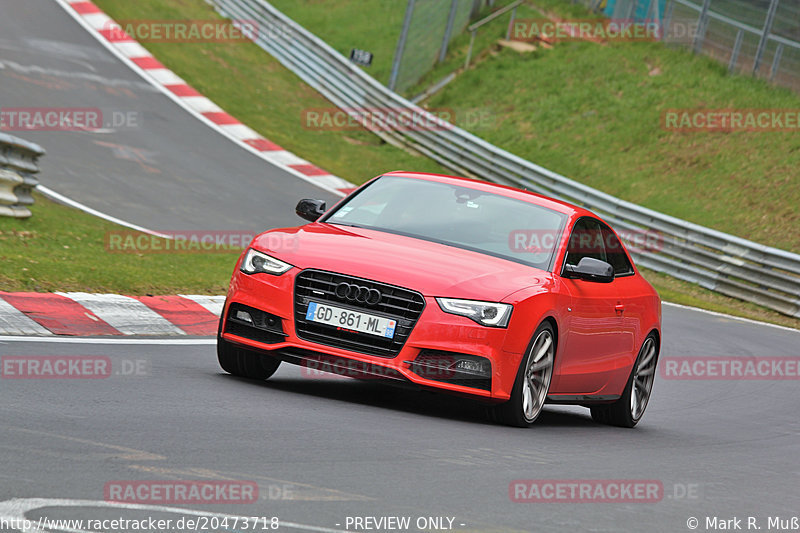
[305,301,396,339]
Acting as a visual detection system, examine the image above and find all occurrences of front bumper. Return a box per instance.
[221,267,525,401]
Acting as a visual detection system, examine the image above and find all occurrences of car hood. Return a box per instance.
[250,223,551,300]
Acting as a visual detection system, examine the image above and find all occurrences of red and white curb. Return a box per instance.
[56,0,357,197]
[0,292,224,336]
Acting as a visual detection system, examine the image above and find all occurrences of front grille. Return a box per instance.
[294,269,425,357]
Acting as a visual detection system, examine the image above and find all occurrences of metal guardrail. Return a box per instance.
[210,0,800,318]
[0,133,45,218]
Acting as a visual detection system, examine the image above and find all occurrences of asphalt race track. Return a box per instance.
[0,0,337,233]
[2,1,800,532]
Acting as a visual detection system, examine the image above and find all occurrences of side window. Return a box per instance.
[564,218,607,268]
[601,223,634,276]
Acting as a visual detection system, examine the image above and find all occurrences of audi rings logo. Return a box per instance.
[335,282,382,305]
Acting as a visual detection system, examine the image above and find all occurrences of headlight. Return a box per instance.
[436,298,513,328]
[240,248,293,275]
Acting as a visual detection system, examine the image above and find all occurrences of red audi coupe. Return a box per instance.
[218,172,661,427]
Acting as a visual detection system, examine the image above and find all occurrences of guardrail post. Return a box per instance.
[728,29,743,73]
[465,30,477,69]
[389,0,415,91]
[439,0,459,63]
[661,0,673,41]
[753,0,779,74]
[625,0,637,20]
[769,42,784,81]
[470,0,482,18]
[645,0,655,21]
[692,0,712,54]
[505,6,518,40]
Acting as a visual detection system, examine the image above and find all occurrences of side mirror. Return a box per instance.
[296,199,326,222]
[564,257,614,283]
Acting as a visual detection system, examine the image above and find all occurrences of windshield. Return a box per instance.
[323,176,566,271]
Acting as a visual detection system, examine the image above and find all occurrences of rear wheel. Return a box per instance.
[492,322,555,427]
[591,334,658,428]
[217,320,281,380]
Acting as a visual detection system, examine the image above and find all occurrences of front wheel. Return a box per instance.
[218,334,281,380]
[591,334,658,428]
[492,322,555,427]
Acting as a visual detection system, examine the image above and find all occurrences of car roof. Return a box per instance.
[380,171,598,220]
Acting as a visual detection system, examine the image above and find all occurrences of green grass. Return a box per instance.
[436,44,800,251]
[423,0,800,252]
[3,0,796,329]
[0,193,239,295]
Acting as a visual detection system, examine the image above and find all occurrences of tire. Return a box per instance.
[217,318,281,380]
[591,333,658,428]
[492,322,555,427]
[217,335,241,376]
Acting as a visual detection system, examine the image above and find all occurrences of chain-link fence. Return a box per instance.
[571,0,800,92]
[389,0,492,92]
